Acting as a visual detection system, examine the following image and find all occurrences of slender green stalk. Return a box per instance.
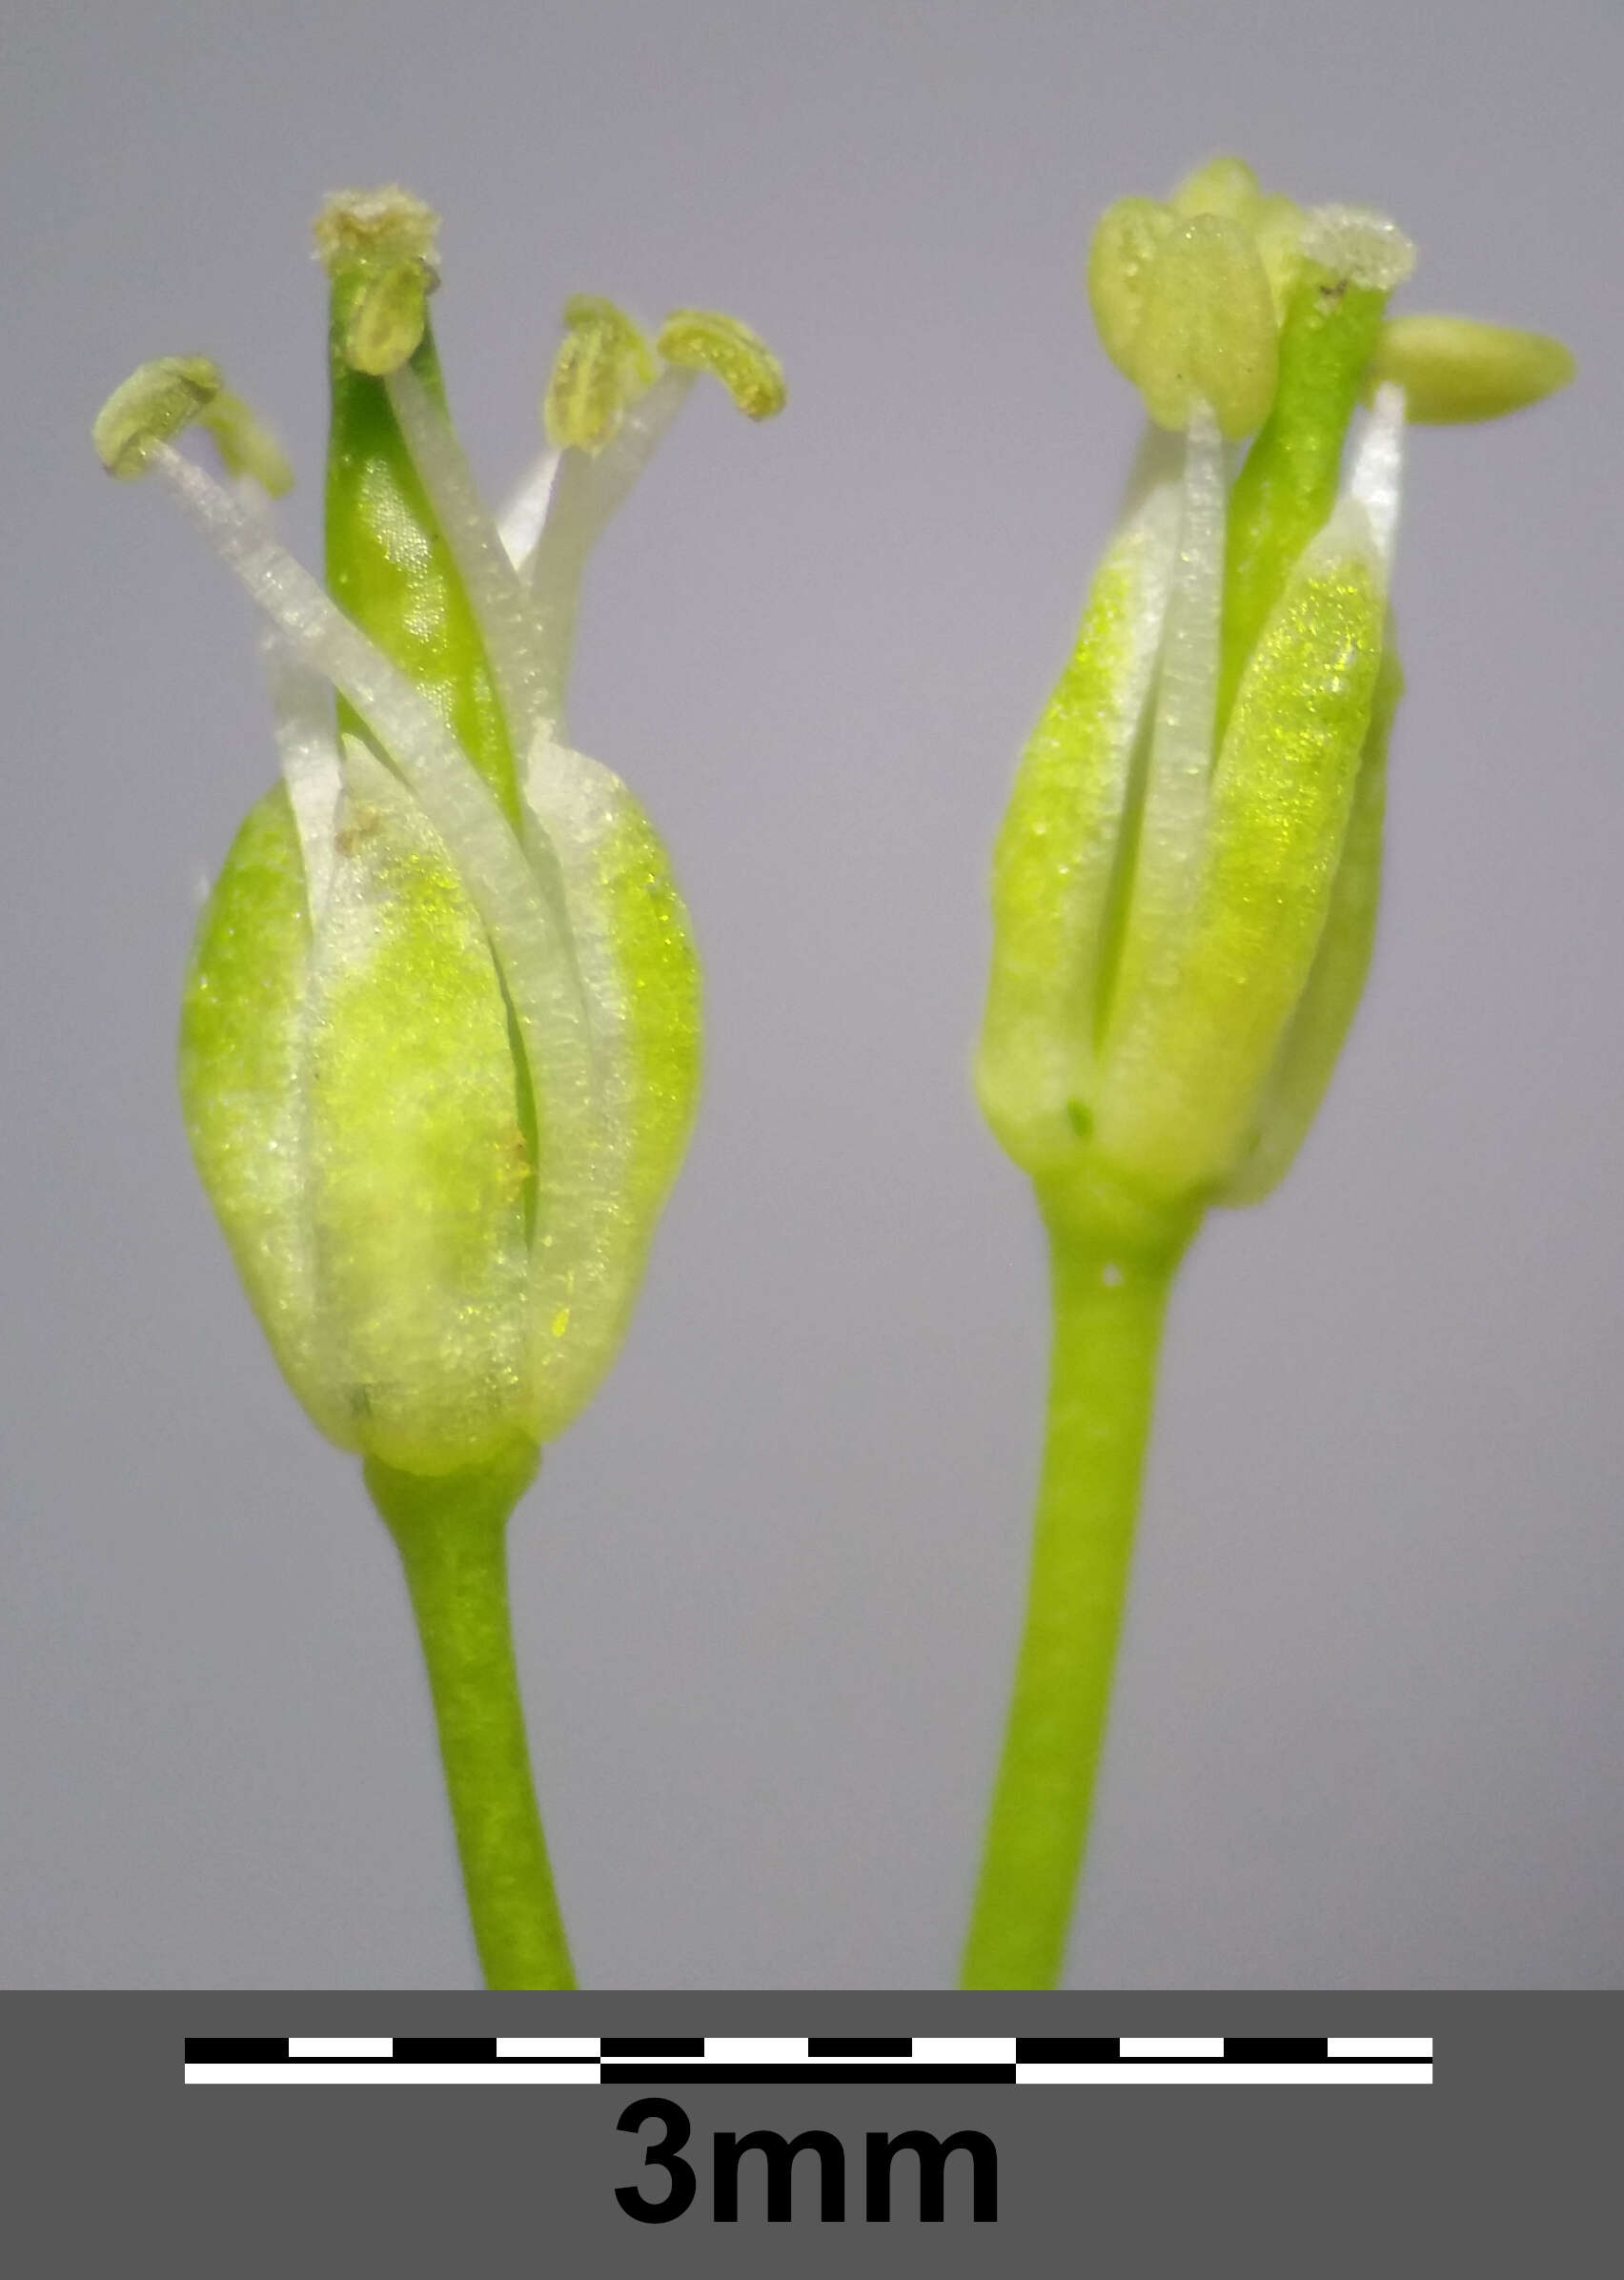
[962,1217,1189,1989]
[365,1444,576,1990]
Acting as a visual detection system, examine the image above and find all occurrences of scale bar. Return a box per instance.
[184,2032,1432,2089]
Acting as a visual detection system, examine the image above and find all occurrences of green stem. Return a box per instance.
[365,1442,577,1990]
[961,1213,1189,1988]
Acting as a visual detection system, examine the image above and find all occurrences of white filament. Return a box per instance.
[261,635,341,925]
[385,363,552,749]
[1349,381,1406,572]
[527,366,697,736]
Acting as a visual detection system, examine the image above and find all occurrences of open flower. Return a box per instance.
[94,186,783,1988]
[96,186,784,1479]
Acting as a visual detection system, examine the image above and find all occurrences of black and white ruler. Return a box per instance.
[185,2033,1431,2087]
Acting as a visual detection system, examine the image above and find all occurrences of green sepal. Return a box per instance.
[521,739,701,1436]
[976,472,1178,1178]
[1097,529,1388,1202]
[305,743,536,1474]
[1218,637,1401,1206]
[179,784,353,1447]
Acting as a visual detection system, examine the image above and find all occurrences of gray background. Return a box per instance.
[3,0,1619,1989]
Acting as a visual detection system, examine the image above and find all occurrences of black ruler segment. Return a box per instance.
[1224,2038,1330,2063]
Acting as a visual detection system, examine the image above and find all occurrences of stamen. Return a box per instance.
[1249,193,1305,320]
[93,356,221,478]
[342,255,437,376]
[1348,382,1406,571]
[1169,154,1262,225]
[655,310,786,419]
[1086,197,1175,379]
[1365,314,1575,423]
[527,366,697,733]
[385,361,550,745]
[1130,215,1278,438]
[200,391,294,497]
[543,295,657,453]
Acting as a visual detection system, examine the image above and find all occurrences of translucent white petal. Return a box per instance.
[1349,381,1406,572]
[261,634,341,925]
[1105,400,1227,1040]
[497,448,560,571]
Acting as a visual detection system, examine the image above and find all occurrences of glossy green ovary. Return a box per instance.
[325,289,521,828]
[1219,265,1389,730]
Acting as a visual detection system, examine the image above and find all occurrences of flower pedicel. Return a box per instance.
[966,156,1573,1988]
[95,187,783,1988]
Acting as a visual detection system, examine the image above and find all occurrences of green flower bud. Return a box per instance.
[99,188,783,1477]
[981,163,1573,1248]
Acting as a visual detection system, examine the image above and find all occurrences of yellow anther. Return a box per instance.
[655,309,786,419]
[312,185,440,275]
[1086,196,1174,379]
[199,391,295,496]
[1169,154,1263,226]
[543,295,658,452]
[341,254,437,376]
[1131,214,1279,438]
[92,355,222,478]
[1249,193,1306,320]
[1364,314,1575,423]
